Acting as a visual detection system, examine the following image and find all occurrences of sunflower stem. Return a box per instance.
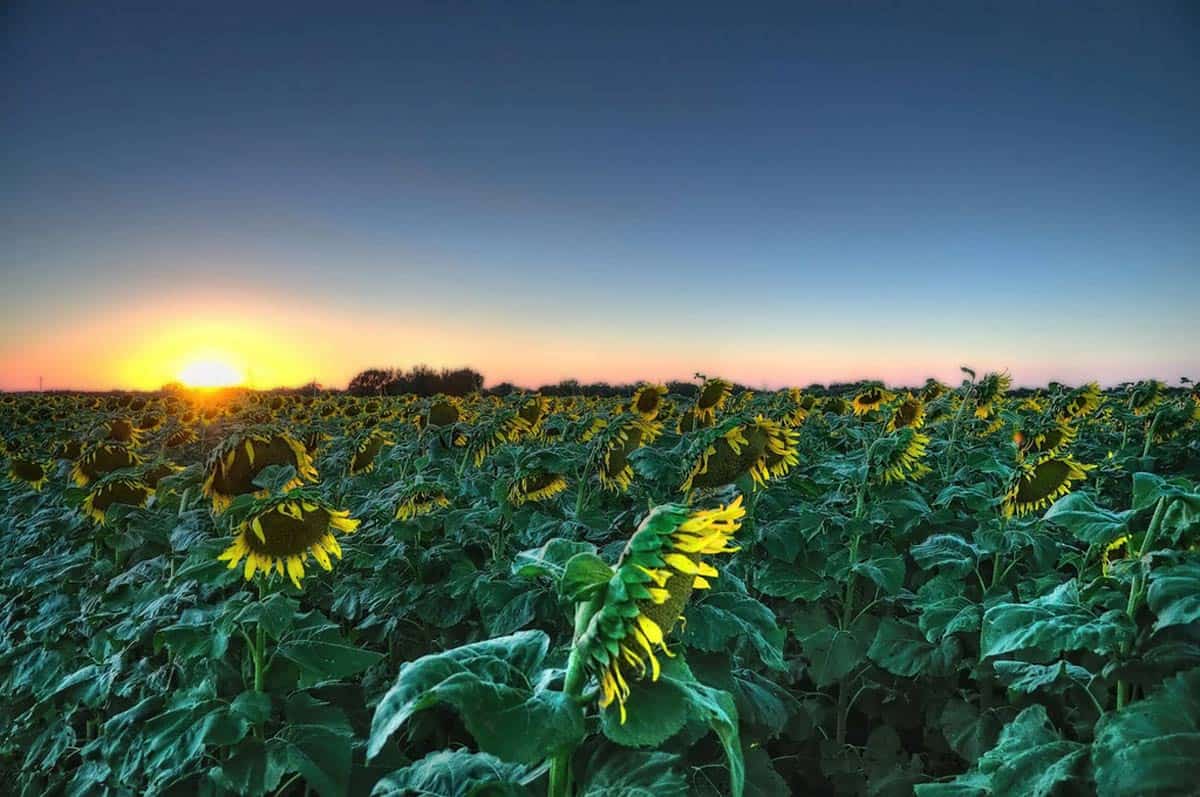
[549,596,602,797]
[1116,495,1168,710]
[1141,410,1163,460]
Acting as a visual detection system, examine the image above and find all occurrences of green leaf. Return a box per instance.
[755,554,828,602]
[372,749,530,796]
[230,691,272,725]
[1092,666,1200,796]
[798,626,865,687]
[281,724,353,797]
[868,618,960,678]
[367,631,584,765]
[1147,561,1200,632]
[991,660,1093,695]
[512,538,597,580]
[981,580,1134,660]
[1042,492,1133,546]
[918,705,1086,797]
[683,588,786,671]
[275,640,383,680]
[576,746,688,797]
[210,738,287,796]
[910,534,980,577]
[560,553,614,602]
[851,555,905,595]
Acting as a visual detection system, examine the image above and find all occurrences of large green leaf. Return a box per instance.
[910,534,980,577]
[683,587,786,671]
[371,749,530,796]
[981,580,1133,660]
[1092,666,1200,796]
[1042,492,1133,546]
[576,746,688,797]
[868,618,960,678]
[1146,561,1200,632]
[367,631,584,765]
[275,640,384,680]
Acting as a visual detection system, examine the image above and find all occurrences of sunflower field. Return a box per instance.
[2,373,1199,796]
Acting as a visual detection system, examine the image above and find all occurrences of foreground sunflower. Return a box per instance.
[508,470,569,506]
[8,455,50,491]
[82,476,154,524]
[1012,419,1077,460]
[576,497,745,723]
[680,416,799,493]
[203,431,318,511]
[1002,457,1092,517]
[217,493,359,589]
[870,428,932,484]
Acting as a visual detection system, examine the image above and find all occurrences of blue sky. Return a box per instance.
[2,1,1198,389]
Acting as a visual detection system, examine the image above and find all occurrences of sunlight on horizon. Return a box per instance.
[177,355,245,388]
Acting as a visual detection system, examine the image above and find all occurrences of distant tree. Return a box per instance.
[347,368,396,396]
[665,380,699,397]
[487,382,518,397]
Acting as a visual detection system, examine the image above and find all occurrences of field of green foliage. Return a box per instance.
[2,373,1198,796]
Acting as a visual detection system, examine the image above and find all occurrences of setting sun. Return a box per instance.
[178,357,244,388]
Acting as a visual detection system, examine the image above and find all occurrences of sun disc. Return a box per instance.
[178,357,243,388]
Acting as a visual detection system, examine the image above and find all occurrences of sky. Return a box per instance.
[2,1,1198,391]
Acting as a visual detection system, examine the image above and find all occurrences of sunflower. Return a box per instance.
[1002,457,1093,518]
[165,427,199,448]
[141,460,183,488]
[1056,383,1102,422]
[778,388,813,428]
[426,396,463,428]
[82,476,154,524]
[577,497,745,723]
[871,428,932,484]
[920,379,948,402]
[73,442,143,486]
[53,439,84,461]
[852,385,893,416]
[676,407,704,433]
[1012,420,1077,460]
[973,371,1012,419]
[1101,535,1129,576]
[136,412,164,432]
[886,393,925,432]
[8,455,50,491]
[202,431,318,511]
[517,395,551,437]
[680,416,799,493]
[103,418,140,444]
[217,494,359,589]
[469,411,530,466]
[693,378,732,425]
[349,430,393,475]
[821,396,849,415]
[395,487,452,521]
[629,384,668,421]
[594,416,663,492]
[508,470,569,506]
[1129,380,1164,416]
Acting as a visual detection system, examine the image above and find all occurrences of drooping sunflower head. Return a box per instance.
[1012,418,1077,460]
[141,459,183,488]
[778,388,812,428]
[136,412,164,432]
[202,430,318,512]
[578,497,745,723]
[73,442,143,487]
[1129,380,1164,416]
[1002,457,1093,518]
[630,384,668,420]
[920,379,948,402]
[426,396,464,428]
[1101,535,1129,576]
[680,415,799,493]
[973,371,1012,419]
[870,428,932,484]
[594,415,664,492]
[886,393,925,432]
[694,378,733,423]
[517,395,551,436]
[395,485,452,521]
[508,470,568,506]
[103,418,140,444]
[217,493,359,589]
[82,475,154,525]
[53,439,84,461]
[8,455,50,491]
[469,410,530,466]
[1056,382,1102,422]
[349,429,394,475]
[852,384,893,416]
[676,407,705,434]
[821,396,849,416]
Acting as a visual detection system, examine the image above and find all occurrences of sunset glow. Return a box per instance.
[177,356,244,388]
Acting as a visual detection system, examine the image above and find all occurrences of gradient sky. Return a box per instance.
[2,1,1198,391]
